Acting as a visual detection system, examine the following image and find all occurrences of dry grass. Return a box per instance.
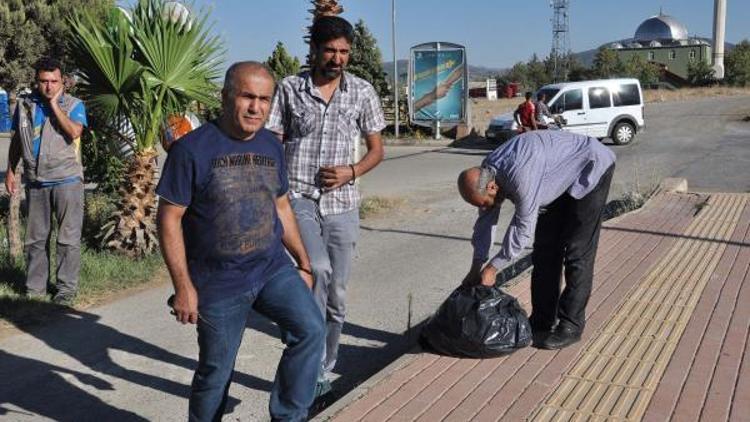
[359,196,406,219]
[643,86,750,103]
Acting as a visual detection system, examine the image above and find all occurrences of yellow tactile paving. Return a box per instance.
[530,193,749,421]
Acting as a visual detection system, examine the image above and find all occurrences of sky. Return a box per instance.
[127,0,750,71]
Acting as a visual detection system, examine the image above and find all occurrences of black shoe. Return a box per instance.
[540,326,581,350]
[531,326,553,348]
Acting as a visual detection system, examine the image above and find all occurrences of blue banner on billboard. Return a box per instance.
[409,42,467,125]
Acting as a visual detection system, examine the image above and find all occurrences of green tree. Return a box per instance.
[622,54,659,86]
[725,40,750,87]
[69,0,223,257]
[266,42,301,80]
[593,47,623,79]
[0,0,113,101]
[0,1,44,100]
[566,54,595,81]
[526,54,550,91]
[501,62,530,91]
[348,19,389,97]
[687,59,716,86]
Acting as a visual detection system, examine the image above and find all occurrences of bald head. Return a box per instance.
[458,167,481,203]
[458,166,498,208]
[223,61,275,97]
[219,61,276,140]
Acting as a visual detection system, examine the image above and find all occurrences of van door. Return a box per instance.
[549,88,586,135]
[585,86,613,138]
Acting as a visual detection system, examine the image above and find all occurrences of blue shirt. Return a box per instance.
[12,94,88,187]
[472,130,616,270]
[156,123,292,305]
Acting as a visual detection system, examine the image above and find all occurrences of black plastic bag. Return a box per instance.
[420,285,532,358]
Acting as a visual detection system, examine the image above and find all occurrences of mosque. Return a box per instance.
[606,11,714,83]
[605,12,712,80]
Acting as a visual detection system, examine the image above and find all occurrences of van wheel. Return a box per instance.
[612,122,635,145]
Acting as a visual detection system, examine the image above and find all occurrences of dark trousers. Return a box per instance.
[529,165,614,333]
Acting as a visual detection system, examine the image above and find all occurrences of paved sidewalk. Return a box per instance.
[318,190,750,421]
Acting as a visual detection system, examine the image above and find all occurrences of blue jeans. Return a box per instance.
[290,197,359,379]
[188,265,324,422]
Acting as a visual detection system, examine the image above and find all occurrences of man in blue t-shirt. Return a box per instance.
[6,57,87,304]
[156,62,324,422]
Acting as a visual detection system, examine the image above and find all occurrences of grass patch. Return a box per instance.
[0,246,163,327]
[0,199,164,328]
[359,196,406,219]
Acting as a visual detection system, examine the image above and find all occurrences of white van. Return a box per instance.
[486,78,645,145]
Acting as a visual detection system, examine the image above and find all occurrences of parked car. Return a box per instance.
[485,78,645,145]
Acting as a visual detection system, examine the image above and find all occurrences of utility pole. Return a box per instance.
[550,0,570,82]
[392,0,399,138]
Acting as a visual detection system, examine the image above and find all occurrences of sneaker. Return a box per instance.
[314,379,332,398]
[309,380,336,416]
[52,293,75,306]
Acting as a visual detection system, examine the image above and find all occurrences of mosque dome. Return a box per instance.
[634,14,688,42]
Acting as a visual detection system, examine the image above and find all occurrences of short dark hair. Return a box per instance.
[525,91,533,100]
[310,16,354,47]
[537,92,546,100]
[34,57,63,78]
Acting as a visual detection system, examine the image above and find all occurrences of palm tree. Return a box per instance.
[68,0,223,257]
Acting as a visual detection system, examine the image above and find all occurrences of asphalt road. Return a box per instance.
[0,95,748,421]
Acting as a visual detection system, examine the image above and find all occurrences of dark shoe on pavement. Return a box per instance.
[52,293,75,306]
[532,328,552,348]
[539,326,581,350]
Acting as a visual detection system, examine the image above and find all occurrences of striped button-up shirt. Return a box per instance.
[267,71,386,216]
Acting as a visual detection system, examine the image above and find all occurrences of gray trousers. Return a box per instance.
[24,181,84,297]
[291,197,359,379]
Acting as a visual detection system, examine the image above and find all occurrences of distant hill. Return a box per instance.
[380,39,734,83]
[382,60,507,83]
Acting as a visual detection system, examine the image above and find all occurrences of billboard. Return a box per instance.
[408,42,467,126]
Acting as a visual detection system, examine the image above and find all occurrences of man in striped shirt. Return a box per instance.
[267,16,385,397]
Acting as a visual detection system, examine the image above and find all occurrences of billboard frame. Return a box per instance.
[407,41,469,136]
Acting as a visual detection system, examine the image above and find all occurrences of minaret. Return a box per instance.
[712,0,726,79]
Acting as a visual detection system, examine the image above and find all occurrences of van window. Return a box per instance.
[536,88,560,104]
[588,87,611,109]
[550,89,583,113]
[612,84,641,106]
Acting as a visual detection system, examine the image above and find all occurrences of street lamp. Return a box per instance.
[392,0,399,139]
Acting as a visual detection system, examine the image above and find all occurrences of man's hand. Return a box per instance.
[480,264,498,287]
[4,172,16,196]
[49,85,63,104]
[172,285,199,324]
[299,270,314,290]
[319,165,354,190]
